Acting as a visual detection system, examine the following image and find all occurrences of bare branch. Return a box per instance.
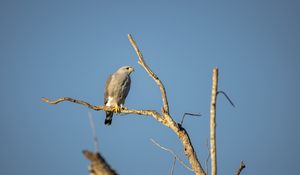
[150,139,193,172]
[180,112,202,125]
[205,139,210,175]
[217,91,235,107]
[210,68,218,175]
[43,35,207,175]
[170,157,176,175]
[128,34,205,175]
[43,96,205,174]
[83,150,117,175]
[42,97,101,110]
[41,97,164,123]
[88,112,100,153]
[128,34,169,114]
[235,161,246,175]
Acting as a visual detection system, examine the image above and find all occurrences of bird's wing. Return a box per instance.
[112,73,131,105]
[121,76,131,102]
[104,74,113,105]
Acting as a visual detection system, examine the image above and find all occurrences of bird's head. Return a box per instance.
[118,66,134,75]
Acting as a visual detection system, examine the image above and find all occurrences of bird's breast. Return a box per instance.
[106,96,114,106]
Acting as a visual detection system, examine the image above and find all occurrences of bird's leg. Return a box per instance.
[112,104,121,113]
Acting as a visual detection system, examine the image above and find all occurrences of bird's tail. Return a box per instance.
[105,112,113,125]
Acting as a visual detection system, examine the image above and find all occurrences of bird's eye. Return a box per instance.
[126,67,129,70]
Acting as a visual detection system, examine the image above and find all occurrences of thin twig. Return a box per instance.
[88,111,99,153]
[205,139,210,175]
[128,34,169,114]
[170,157,176,175]
[180,113,202,125]
[217,91,235,107]
[235,161,246,175]
[150,139,193,172]
[210,68,218,175]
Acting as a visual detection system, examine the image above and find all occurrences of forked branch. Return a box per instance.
[128,34,205,175]
[42,34,206,175]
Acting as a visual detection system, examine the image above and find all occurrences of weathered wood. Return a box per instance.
[83,150,117,175]
[210,68,218,175]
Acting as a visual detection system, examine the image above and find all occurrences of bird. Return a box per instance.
[104,66,134,125]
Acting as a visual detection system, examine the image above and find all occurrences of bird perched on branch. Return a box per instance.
[104,66,134,125]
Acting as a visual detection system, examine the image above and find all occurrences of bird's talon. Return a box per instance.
[113,105,121,113]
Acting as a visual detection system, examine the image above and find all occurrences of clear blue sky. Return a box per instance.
[1,0,299,174]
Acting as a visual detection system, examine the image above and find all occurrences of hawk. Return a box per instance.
[104,66,134,125]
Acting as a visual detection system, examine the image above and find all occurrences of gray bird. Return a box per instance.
[104,66,134,125]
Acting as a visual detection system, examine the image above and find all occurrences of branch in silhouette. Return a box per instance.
[217,91,235,107]
[180,112,202,125]
[235,161,246,175]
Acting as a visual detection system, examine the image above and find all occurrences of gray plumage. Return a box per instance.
[104,66,134,125]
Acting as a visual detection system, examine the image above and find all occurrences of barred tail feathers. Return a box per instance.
[105,112,113,125]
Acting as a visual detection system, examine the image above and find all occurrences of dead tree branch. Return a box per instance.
[180,112,202,125]
[85,112,114,175]
[128,34,169,114]
[170,157,176,175]
[235,161,246,175]
[217,91,235,107]
[128,34,205,175]
[150,138,193,172]
[42,34,206,175]
[42,97,101,110]
[41,97,164,122]
[210,68,218,175]
[205,139,210,175]
[82,150,117,175]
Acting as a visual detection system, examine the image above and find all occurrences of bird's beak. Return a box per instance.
[131,67,135,72]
